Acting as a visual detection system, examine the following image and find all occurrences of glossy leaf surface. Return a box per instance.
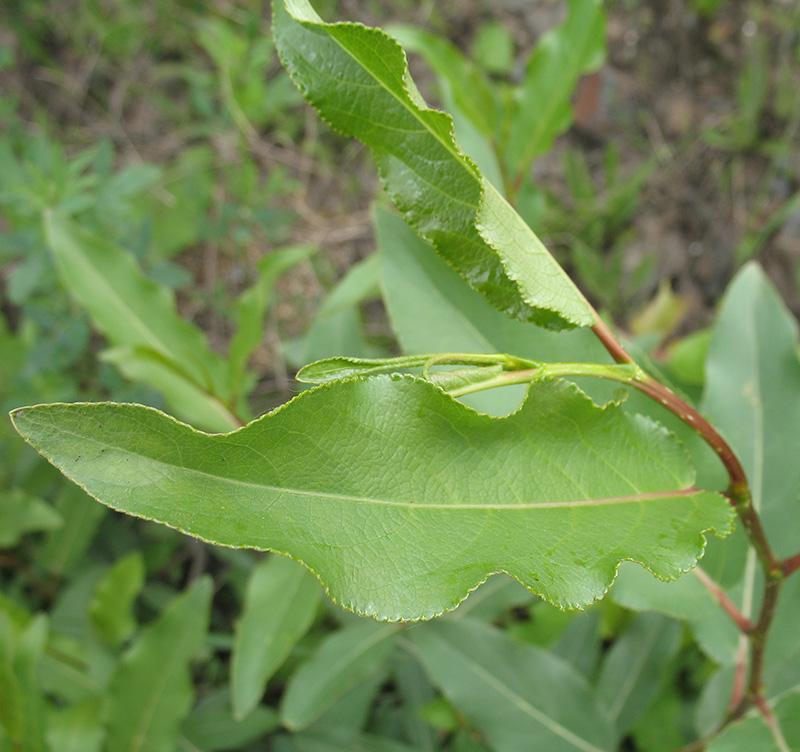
[272,0,594,330]
[12,376,731,621]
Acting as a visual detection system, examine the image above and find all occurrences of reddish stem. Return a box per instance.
[693,568,753,633]
[782,551,800,577]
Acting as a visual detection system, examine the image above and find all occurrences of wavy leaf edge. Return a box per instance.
[10,374,733,622]
[272,0,594,331]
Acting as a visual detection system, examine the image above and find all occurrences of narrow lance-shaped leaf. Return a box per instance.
[105,576,212,752]
[232,554,321,719]
[12,376,732,622]
[43,211,237,433]
[505,0,606,182]
[409,618,617,752]
[272,0,594,330]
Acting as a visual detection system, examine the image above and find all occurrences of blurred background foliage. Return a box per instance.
[1,0,799,750]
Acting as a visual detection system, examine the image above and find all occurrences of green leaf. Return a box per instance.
[43,211,237,432]
[280,622,399,730]
[376,205,607,415]
[182,689,280,752]
[101,346,238,433]
[595,612,682,735]
[297,353,510,384]
[505,0,606,181]
[227,245,315,397]
[272,0,594,330]
[89,551,145,646]
[38,485,107,577]
[702,262,800,556]
[700,263,800,683]
[12,376,732,621]
[0,488,62,546]
[46,697,105,752]
[705,689,800,751]
[285,729,420,752]
[232,554,321,719]
[0,614,49,752]
[408,618,618,752]
[105,577,212,752]
[387,25,498,137]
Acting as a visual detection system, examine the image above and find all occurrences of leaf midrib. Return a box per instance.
[433,633,609,752]
[48,421,700,511]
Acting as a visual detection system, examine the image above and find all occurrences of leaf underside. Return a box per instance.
[272,0,594,331]
[12,376,732,621]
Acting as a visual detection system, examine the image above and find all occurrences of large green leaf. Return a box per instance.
[702,262,800,557]
[105,577,212,752]
[408,618,617,752]
[504,0,606,182]
[272,0,593,330]
[12,376,732,621]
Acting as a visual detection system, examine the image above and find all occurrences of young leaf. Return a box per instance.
[232,555,321,719]
[505,0,606,181]
[12,376,732,621]
[272,0,594,330]
[105,577,212,752]
[376,204,607,415]
[408,618,618,752]
[280,622,399,729]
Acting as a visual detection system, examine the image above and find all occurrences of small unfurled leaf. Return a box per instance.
[297,353,510,384]
[409,618,617,752]
[280,622,399,730]
[272,0,594,330]
[105,577,212,752]
[12,376,732,621]
[232,555,320,719]
[375,205,607,415]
